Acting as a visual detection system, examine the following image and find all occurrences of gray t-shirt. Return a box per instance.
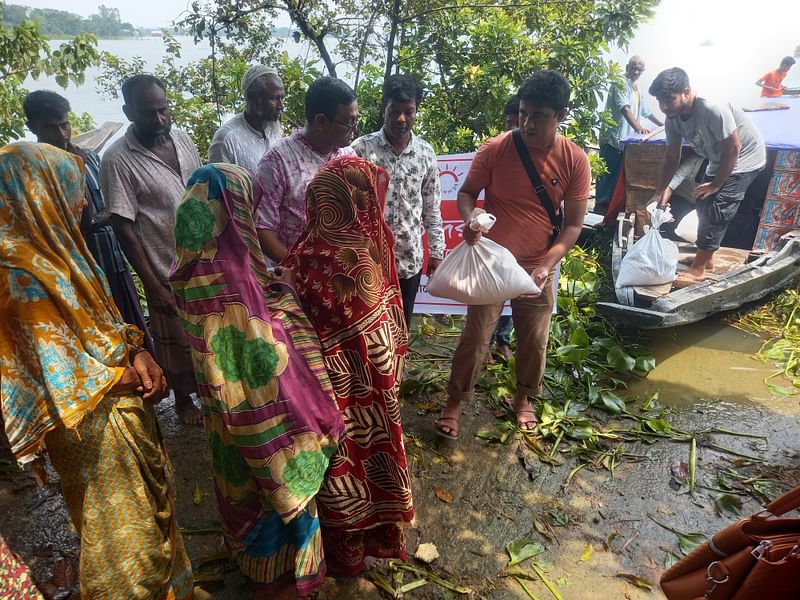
[207,112,281,173]
[665,97,765,176]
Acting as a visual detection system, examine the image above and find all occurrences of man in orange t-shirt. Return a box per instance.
[435,70,591,439]
[755,56,795,97]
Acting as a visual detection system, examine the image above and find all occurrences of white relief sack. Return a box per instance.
[616,204,679,288]
[674,209,699,244]
[427,209,540,304]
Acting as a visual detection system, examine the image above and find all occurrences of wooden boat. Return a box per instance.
[595,98,800,329]
[72,121,123,153]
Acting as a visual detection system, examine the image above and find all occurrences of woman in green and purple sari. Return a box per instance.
[169,163,345,599]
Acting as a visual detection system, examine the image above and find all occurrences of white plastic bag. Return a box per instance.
[616,205,679,287]
[427,209,540,304]
[674,209,699,244]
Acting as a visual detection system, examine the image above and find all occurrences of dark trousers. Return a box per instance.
[696,170,760,251]
[399,270,423,328]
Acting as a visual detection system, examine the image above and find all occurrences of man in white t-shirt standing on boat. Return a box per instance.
[648,67,765,283]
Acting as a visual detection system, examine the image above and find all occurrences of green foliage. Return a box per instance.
[68,110,95,135]
[0,13,99,145]
[545,246,655,413]
[2,3,141,37]
[180,0,659,154]
[731,287,800,395]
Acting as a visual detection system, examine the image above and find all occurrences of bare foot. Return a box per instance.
[176,394,202,425]
[435,397,461,439]
[512,395,538,431]
[678,256,714,270]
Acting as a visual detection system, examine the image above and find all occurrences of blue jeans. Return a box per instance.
[491,315,513,346]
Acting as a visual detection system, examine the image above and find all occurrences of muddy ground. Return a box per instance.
[2,317,800,599]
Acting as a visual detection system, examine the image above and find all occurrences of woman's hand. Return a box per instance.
[110,352,169,402]
[131,351,169,402]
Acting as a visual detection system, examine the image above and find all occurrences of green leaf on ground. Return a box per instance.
[766,383,796,396]
[634,355,657,373]
[506,538,545,566]
[598,390,625,414]
[715,494,744,517]
[607,346,636,371]
[676,531,705,555]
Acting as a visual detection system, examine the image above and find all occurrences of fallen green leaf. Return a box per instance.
[397,578,428,593]
[507,538,545,566]
[530,562,564,600]
[193,481,202,505]
[715,493,744,517]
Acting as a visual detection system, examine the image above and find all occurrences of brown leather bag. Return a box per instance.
[660,486,800,599]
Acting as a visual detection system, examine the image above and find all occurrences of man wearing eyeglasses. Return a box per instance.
[594,55,663,214]
[352,75,444,327]
[256,76,358,263]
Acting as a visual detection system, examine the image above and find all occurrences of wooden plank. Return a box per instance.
[72,122,123,153]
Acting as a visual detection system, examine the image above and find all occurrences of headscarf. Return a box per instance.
[282,156,413,538]
[0,143,142,460]
[169,163,345,524]
[282,155,408,350]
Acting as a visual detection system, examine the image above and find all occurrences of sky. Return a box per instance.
[19,0,195,27]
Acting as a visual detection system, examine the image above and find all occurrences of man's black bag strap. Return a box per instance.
[511,128,563,244]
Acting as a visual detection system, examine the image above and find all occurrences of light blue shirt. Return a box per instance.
[600,78,653,149]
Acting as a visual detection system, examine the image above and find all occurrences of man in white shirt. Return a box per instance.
[207,65,285,172]
[352,75,444,326]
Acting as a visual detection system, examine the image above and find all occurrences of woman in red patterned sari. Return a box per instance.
[282,155,414,575]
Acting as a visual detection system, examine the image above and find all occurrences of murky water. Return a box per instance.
[629,316,800,416]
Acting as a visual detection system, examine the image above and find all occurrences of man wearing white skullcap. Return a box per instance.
[208,65,285,172]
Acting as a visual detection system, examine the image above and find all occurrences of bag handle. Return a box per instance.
[764,485,800,516]
[511,128,563,244]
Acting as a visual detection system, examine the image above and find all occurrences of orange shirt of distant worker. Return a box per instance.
[758,69,787,97]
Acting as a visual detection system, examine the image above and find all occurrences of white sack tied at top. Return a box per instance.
[616,203,679,288]
[427,208,540,304]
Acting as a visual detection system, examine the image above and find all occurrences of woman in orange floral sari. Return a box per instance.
[0,143,192,599]
[282,156,414,575]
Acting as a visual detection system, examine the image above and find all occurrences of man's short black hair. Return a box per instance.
[23,90,70,123]
[304,76,357,123]
[517,71,570,113]
[382,74,423,108]
[648,67,690,98]
[781,56,796,67]
[503,95,520,116]
[121,74,167,105]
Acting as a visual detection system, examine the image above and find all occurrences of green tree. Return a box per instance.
[2,3,27,25]
[0,5,100,145]
[180,0,658,153]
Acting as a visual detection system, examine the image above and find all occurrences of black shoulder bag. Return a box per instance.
[511,128,563,245]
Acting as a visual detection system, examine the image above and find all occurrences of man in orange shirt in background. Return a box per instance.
[755,56,796,97]
[435,70,591,439]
